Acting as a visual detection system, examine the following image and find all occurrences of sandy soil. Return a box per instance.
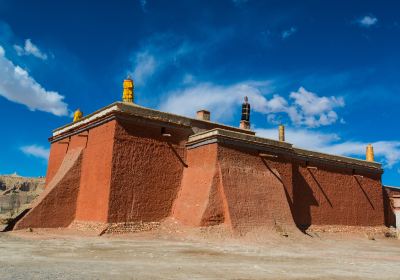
[0,229,399,280]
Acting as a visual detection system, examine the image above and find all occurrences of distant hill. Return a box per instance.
[0,174,45,223]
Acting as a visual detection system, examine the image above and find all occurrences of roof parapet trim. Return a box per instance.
[293,147,382,170]
[188,128,292,149]
[53,104,119,137]
[52,102,255,137]
[187,128,382,172]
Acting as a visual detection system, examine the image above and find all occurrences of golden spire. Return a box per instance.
[122,76,134,103]
[279,124,285,142]
[73,109,83,122]
[366,144,374,162]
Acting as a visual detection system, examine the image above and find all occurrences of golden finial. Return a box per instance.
[73,109,83,122]
[366,144,374,162]
[122,75,134,103]
[279,124,285,142]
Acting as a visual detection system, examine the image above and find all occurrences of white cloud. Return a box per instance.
[358,15,378,27]
[14,39,48,60]
[255,127,339,150]
[290,87,344,115]
[288,87,344,127]
[255,127,400,168]
[20,145,49,160]
[265,94,288,112]
[282,27,297,39]
[0,45,68,116]
[132,51,156,86]
[129,34,193,86]
[159,81,273,121]
[160,82,344,127]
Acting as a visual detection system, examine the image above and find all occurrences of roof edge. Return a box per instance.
[187,128,382,171]
[53,102,255,137]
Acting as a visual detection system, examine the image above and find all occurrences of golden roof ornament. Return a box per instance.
[73,109,83,122]
[122,75,134,103]
[366,144,374,162]
[279,124,285,142]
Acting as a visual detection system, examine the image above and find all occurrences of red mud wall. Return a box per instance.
[41,118,386,230]
[46,131,89,187]
[46,141,68,187]
[173,141,385,231]
[292,161,384,228]
[383,187,400,227]
[217,145,296,233]
[173,143,296,234]
[74,121,116,223]
[15,148,83,229]
[262,155,295,216]
[107,120,191,223]
[172,144,227,226]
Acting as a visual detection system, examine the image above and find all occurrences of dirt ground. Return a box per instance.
[0,229,399,280]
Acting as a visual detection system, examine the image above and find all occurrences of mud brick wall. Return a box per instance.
[292,161,384,229]
[74,121,116,223]
[383,187,400,227]
[107,119,191,223]
[173,142,297,234]
[174,137,385,232]
[15,148,83,229]
[27,103,387,231]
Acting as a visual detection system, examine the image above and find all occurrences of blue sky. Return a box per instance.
[0,0,399,186]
